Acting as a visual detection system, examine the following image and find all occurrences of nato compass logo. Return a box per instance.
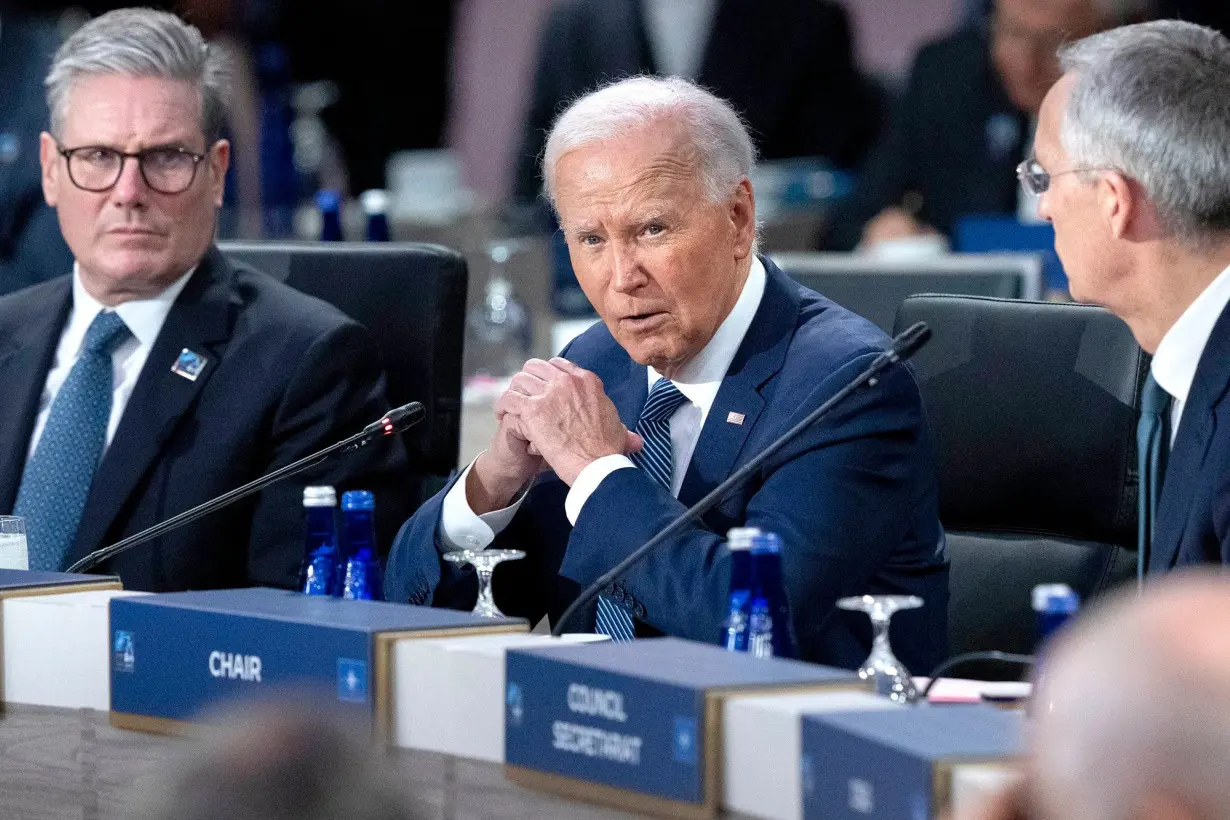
[113,631,135,673]
[336,659,368,703]
[672,716,698,765]
[506,681,524,727]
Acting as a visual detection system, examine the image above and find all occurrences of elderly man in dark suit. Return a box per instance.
[0,8,409,591]
[1028,20,1230,575]
[386,76,948,672]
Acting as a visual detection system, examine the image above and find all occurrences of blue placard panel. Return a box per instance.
[110,587,523,730]
[953,215,1067,293]
[0,568,119,591]
[801,705,1022,820]
[505,637,858,805]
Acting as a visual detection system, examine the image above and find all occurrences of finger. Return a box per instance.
[624,430,644,454]
[508,370,548,397]
[494,390,529,419]
[526,441,541,457]
[521,358,564,382]
[548,357,585,376]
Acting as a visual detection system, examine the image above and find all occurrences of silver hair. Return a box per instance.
[45,8,231,142]
[541,75,757,209]
[1057,20,1230,244]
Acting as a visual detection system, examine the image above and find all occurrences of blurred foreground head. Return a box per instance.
[1029,571,1230,820]
[128,703,428,820]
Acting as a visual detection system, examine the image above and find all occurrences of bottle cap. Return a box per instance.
[341,490,375,511]
[315,189,341,212]
[727,527,761,551]
[303,486,336,507]
[359,188,389,215]
[1032,583,1079,613]
[751,532,782,554]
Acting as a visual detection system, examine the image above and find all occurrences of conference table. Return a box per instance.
[0,703,710,820]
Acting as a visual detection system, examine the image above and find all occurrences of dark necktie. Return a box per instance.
[593,377,688,640]
[14,310,132,570]
[1136,374,1171,582]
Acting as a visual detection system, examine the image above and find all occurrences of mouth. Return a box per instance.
[108,227,164,237]
[618,311,669,332]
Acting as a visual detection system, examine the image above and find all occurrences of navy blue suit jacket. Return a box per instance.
[1150,300,1230,571]
[0,246,411,591]
[385,259,949,671]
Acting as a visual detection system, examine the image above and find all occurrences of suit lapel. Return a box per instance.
[678,258,799,507]
[606,352,649,433]
[0,280,71,511]
[1151,301,1230,571]
[68,248,235,563]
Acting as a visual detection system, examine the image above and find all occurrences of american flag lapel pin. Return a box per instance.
[170,348,208,382]
[726,411,745,426]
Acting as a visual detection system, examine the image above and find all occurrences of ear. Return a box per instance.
[39,132,60,207]
[729,177,756,260]
[207,139,231,208]
[1100,170,1137,240]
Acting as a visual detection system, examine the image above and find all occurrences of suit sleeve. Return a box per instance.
[559,352,931,661]
[245,319,412,588]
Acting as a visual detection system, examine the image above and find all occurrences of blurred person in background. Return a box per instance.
[0,2,74,294]
[511,0,882,212]
[824,0,1152,252]
[955,572,1230,820]
[128,703,430,820]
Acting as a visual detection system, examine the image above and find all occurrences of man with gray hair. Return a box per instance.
[1024,20,1230,574]
[957,572,1230,820]
[0,8,409,590]
[386,76,948,670]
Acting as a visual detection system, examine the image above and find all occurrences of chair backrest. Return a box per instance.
[218,241,468,501]
[894,295,1147,668]
[773,252,1043,333]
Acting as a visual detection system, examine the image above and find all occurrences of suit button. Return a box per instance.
[633,602,646,619]
[613,588,626,603]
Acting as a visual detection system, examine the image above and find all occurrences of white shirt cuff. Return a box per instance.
[564,454,636,525]
[439,458,529,552]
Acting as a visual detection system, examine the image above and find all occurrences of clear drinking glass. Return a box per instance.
[837,594,924,704]
[0,516,29,571]
[443,549,525,618]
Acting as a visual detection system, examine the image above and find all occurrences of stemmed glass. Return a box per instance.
[443,549,525,618]
[837,594,924,704]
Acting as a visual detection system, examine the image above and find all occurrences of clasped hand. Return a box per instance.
[468,358,643,513]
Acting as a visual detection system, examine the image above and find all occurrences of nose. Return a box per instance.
[109,155,148,206]
[1036,191,1053,224]
[610,243,648,294]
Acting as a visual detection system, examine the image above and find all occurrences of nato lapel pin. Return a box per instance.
[726,411,745,426]
[171,348,207,381]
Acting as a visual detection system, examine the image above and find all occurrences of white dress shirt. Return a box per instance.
[641,0,717,79]
[440,256,768,551]
[1150,263,1230,445]
[26,265,195,463]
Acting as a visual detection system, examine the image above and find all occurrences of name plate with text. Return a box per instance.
[504,637,863,819]
[109,587,525,735]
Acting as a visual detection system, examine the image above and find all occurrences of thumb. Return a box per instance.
[624,430,644,454]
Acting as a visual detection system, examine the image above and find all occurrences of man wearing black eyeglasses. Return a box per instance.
[0,8,410,591]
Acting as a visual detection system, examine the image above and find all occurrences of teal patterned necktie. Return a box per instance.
[14,310,131,571]
[594,377,688,641]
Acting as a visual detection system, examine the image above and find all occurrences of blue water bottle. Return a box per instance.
[360,189,391,241]
[316,190,344,241]
[1033,583,1080,643]
[747,532,798,659]
[340,490,382,600]
[720,527,759,651]
[298,486,340,596]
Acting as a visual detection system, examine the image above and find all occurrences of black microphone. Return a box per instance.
[66,402,425,574]
[551,323,932,637]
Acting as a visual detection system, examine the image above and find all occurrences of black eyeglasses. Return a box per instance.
[56,143,208,194]
[1016,157,1111,197]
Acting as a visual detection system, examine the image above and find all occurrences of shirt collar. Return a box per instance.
[1151,263,1230,405]
[647,255,767,413]
[70,264,197,349]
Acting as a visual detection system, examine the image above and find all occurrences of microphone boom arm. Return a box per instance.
[66,402,425,574]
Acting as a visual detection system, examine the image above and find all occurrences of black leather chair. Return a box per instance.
[218,241,468,509]
[894,295,1147,676]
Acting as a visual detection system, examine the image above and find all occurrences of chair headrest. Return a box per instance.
[895,295,1147,547]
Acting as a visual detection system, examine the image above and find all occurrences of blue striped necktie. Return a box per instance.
[14,310,131,571]
[594,377,688,641]
[1136,373,1170,582]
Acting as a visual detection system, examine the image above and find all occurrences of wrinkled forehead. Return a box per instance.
[554,125,705,213]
